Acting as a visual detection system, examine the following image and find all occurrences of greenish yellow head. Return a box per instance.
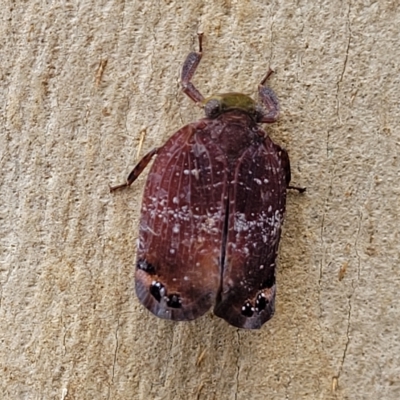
[202,93,260,120]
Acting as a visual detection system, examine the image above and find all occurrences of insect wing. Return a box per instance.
[135,122,228,321]
[214,138,289,329]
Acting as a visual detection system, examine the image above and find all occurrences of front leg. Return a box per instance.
[257,69,280,123]
[110,148,159,192]
[181,33,205,104]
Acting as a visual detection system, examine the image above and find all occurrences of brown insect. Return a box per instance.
[111,34,304,329]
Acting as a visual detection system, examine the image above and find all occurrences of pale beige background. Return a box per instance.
[1,1,399,399]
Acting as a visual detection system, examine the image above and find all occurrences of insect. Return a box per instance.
[111,34,304,329]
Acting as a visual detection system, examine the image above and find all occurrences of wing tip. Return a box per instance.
[213,285,276,329]
[135,269,215,321]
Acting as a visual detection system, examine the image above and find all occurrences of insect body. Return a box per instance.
[111,34,304,329]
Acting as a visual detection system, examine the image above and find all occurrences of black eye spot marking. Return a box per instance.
[167,294,182,308]
[149,281,182,308]
[241,301,254,317]
[137,259,156,274]
[150,281,165,302]
[255,293,268,312]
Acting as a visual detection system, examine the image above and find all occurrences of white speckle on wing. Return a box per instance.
[191,169,200,179]
[141,187,226,251]
[233,208,284,246]
[234,213,251,232]
[172,224,180,234]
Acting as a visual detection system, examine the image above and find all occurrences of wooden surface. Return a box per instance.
[1,1,399,399]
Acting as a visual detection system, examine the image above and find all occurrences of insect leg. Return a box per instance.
[181,33,205,104]
[288,185,306,193]
[110,148,159,192]
[258,69,280,123]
